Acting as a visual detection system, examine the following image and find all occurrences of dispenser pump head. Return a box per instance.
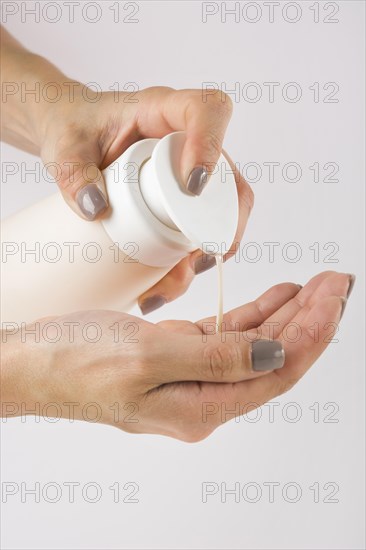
[139,132,239,256]
[102,132,239,267]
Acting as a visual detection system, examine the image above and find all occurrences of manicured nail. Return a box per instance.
[340,297,347,320]
[187,166,208,196]
[139,295,167,315]
[194,254,216,275]
[347,274,356,299]
[77,184,108,220]
[251,340,285,371]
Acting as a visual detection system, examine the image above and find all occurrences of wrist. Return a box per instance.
[0,327,46,418]
[3,50,83,154]
[0,27,85,155]
[19,53,80,151]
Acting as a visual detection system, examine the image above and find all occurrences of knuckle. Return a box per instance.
[203,343,242,381]
[205,90,233,116]
[303,322,318,343]
[292,294,306,310]
[165,261,193,297]
[55,160,100,196]
[221,311,238,332]
[275,375,298,397]
[218,91,234,115]
[57,164,84,194]
[250,299,267,327]
[143,86,175,99]
[200,131,223,163]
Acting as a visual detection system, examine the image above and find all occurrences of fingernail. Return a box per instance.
[347,274,356,299]
[139,295,167,315]
[77,184,108,220]
[187,166,208,196]
[251,340,285,372]
[340,297,347,320]
[194,254,216,275]
[297,284,303,290]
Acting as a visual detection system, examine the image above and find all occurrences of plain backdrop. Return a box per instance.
[0,1,365,549]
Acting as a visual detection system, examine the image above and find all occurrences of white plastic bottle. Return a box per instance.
[1,132,238,323]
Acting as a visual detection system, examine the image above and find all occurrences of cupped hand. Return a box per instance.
[3,271,353,442]
[40,85,253,312]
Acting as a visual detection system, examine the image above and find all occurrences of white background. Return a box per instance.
[1,1,365,549]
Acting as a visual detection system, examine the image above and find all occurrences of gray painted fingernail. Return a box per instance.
[251,340,285,371]
[347,274,356,298]
[187,166,208,196]
[340,297,347,320]
[139,295,167,315]
[194,254,216,275]
[77,184,108,220]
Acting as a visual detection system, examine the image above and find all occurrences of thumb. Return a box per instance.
[146,330,285,386]
[54,141,108,221]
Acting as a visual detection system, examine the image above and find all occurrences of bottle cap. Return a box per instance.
[102,132,239,268]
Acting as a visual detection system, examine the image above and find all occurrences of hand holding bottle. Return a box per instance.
[1,27,253,313]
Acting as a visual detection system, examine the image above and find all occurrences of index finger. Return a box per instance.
[160,88,234,194]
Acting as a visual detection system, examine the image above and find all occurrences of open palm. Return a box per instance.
[148,270,351,440]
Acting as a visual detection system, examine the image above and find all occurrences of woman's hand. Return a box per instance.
[1,28,253,313]
[1,271,353,442]
[39,86,253,313]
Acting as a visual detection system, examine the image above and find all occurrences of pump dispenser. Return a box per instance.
[1,132,239,323]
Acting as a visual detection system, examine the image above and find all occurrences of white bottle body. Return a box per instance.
[1,193,173,324]
[1,132,239,325]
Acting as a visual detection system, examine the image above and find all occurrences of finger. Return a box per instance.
[138,255,195,314]
[181,90,233,194]
[221,151,254,261]
[283,272,351,328]
[154,281,301,334]
[151,88,233,195]
[190,294,344,429]
[260,271,351,339]
[143,329,285,386]
[243,295,344,404]
[134,87,232,195]
[195,282,302,333]
[52,135,108,221]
